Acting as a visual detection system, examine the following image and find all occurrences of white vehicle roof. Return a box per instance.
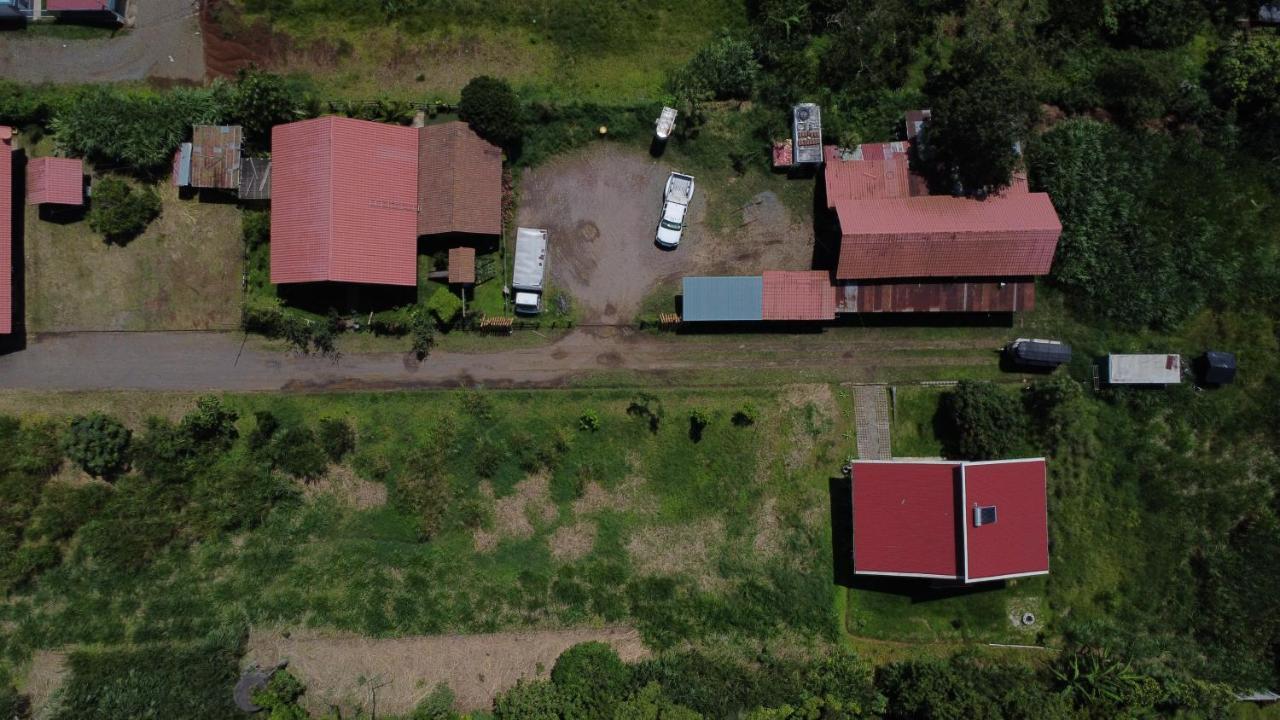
[513,227,547,291]
[1107,354,1182,385]
[663,201,688,224]
[514,291,541,309]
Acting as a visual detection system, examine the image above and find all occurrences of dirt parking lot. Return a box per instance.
[517,144,816,324]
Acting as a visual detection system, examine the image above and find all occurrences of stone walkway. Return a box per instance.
[853,384,891,460]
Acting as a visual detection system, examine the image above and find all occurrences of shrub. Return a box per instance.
[53,85,223,174]
[493,678,563,720]
[689,409,711,442]
[266,424,328,479]
[370,306,414,336]
[60,413,131,479]
[938,381,1028,460]
[250,669,308,718]
[27,483,111,544]
[670,33,759,101]
[131,417,196,484]
[627,393,664,433]
[732,404,757,427]
[228,69,304,150]
[86,178,161,245]
[180,396,239,450]
[189,463,298,534]
[551,642,632,719]
[408,683,460,720]
[411,309,436,360]
[248,410,280,451]
[426,288,463,327]
[578,410,601,432]
[318,417,356,462]
[459,75,524,150]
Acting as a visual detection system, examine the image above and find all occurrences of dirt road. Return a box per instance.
[0,0,204,83]
[0,327,1009,392]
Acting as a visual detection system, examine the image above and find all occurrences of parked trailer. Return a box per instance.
[1005,338,1072,369]
[513,227,548,315]
[655,107,678,140]
[792,103,823,164]
[1105,354,1182,385]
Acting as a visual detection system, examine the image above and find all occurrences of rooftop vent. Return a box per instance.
[973,505,997,527]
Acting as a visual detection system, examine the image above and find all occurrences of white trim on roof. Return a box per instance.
[965,569,1050,583]
[964,458,1046,466]
[854,570,961,580]
[960,463,969,582]
[852,459,961,465]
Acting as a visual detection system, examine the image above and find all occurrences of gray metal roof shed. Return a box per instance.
[682,276,764,322]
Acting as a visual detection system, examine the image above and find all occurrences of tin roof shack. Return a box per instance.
[852,459,1050,583]
[1196,351,1236,386]
[0,127,11,334]
[682,276,764,322]
[792,104,823,165]
[1105,354,1182,386]
[26,157,84,206]
[173,125,242,191]
[1006,338,1072,369]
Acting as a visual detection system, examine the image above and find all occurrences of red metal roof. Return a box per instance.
[447,246,476,284]
[836,280,1035,313]
[761,270,835,320]
[0,127,11,334]
[824,143,1061,281]
[26,157,83,206]
[853,459,1050,582]
[853,462,960,578]
[270,117,419,286]
[833,194,1061,280]
[417,122,502,237]
[962,460,1050,581]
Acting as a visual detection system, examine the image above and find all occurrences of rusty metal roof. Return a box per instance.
[187,125,242,189]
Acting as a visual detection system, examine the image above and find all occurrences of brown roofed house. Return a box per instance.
[417,122,502,238]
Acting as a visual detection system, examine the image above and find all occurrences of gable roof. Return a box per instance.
[761,270,836,320]
[825,142,1062,281]
[417,122,502,237]
[270,116,419,286]
[26,157,83,206]
[0,127,11,334]
[852,459,1049,582]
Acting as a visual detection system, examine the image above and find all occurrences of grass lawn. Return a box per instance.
[889,386,947,458]
[23,183,244,332]
[222,0,748,103]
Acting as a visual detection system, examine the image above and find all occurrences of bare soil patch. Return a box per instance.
[245,627,649,715]
[301,465,387,510]
[689,190,816,276]
[572,475,657,516]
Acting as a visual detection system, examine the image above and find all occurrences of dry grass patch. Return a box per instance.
[473,472,558,553]
[301,464,387,510]
[0,391,201,428]
[244,626,649,716]
[572,475,657,516]
[24,183,243,332]
[627,518,726,591]
[19,649,68,718]
[752,497,783,559]
[549,520,597,562]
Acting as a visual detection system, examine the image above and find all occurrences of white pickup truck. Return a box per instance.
[655,172,694,248]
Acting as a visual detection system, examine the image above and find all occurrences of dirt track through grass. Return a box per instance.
[245,627,649,715]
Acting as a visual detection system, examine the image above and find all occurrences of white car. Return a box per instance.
[656,172,694,248]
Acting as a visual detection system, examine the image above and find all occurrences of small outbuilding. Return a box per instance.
[26,157,84,206]
[1196,351,1236,386]
[447,246,476,286]
[681,276,764,322]
[174,125,243,191]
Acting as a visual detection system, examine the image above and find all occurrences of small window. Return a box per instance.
[973,506,997,527]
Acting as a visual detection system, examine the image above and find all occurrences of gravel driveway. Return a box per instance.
[0,0,204,83]
[517,144,706,324]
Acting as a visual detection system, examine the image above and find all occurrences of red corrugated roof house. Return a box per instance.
[852,459,1049,583]
[271,116,420,286]
[0,127,12,334]
[824,119,1062,308]
[26,157,84,206]
[418,122,502,237]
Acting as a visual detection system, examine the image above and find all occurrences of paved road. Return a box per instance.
[0,0,204,83]
[0,329,1005,391]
